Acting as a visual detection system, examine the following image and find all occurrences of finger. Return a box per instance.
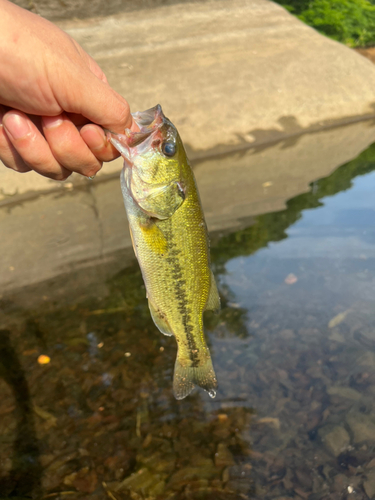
[2,111,71,180]
[72,40,108,83]
[80,123,121,162]
[0,106,31,173]
[41,114,102,177]
[80,118,140,162]
[87,55,109,84]
[58,67,135,134]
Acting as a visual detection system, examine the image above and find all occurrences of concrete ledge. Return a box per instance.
[1,119,375,294]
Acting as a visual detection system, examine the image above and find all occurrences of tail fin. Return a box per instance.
[173,354,218,400]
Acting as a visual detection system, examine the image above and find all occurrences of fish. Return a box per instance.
[108,104,220,400]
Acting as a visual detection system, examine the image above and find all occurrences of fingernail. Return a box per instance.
[88,127,106,151]
[3,112,32,140]
[43,115,64,129]
[130,118,140,133]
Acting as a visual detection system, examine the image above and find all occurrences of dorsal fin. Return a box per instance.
[205,270,220,314]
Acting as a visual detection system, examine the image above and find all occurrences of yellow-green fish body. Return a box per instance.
[109,105,219,399]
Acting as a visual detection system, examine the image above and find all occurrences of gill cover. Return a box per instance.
[123,167,185,219]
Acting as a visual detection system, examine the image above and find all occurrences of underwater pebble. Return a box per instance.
[327,386,362,401]
[364,470,375,499]
[318,425,350,457]
[328,310,351,328]
[284,273,298,285]
[214,443,235,468]
[346,413,375,443]
[37,354,51,364]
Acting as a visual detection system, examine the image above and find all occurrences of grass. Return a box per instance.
[273,0,375,47]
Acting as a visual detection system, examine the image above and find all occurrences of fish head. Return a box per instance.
[108,104,186,184]
[108,105,188,218]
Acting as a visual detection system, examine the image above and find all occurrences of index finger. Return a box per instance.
[80,116,140,162]
[80,123,120,162]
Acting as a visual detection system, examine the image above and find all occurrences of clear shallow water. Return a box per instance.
[1,142,375,499]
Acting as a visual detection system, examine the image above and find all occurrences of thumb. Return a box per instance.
[62,68,134,134]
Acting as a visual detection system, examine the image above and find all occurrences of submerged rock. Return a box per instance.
[364,470,375,499]
[327,386,362,401]
[168,461,218,490]
[214,443,235,468]
[346,413,375,443]
[318,425,350,457]
[358,351,375,367]
[117,467,167,496]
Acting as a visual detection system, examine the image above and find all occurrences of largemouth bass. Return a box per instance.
[109,105,219,400]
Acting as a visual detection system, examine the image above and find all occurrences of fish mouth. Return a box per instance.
[107,104,168,163]
[132,104,164,129]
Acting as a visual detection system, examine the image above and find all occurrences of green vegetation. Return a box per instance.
[273,0,375,47]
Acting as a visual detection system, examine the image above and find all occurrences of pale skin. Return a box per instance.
[0,0,138,180]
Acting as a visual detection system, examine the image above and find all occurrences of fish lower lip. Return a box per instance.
[109,135,131,161]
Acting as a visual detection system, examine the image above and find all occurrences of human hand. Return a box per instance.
[0,0,137,180]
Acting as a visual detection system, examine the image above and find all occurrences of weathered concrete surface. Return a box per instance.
[1,120,375,295]
[59,0,375,152]
[2,0,375,198]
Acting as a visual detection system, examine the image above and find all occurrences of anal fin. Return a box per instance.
[205,270,220,314]
[148,301,173,336]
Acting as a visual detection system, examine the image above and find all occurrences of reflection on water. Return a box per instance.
[1,142,375,499]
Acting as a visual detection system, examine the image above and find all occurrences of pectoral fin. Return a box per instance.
[139,220,168,254]
[205,270,220,314]
[148,300,173,336]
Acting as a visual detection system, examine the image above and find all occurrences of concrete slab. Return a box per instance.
[2,0,375,198]
[58,0,375,155]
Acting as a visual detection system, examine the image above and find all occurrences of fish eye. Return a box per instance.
[162,142,176,157]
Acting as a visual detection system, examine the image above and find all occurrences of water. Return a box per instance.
[1,131,375,499]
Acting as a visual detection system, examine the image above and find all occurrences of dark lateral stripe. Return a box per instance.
[164,227,200,367]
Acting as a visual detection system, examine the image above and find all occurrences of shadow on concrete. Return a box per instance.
[0,330,42,499]
[187,107,375,164]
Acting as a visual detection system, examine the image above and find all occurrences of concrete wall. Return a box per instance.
[1,119,374,295]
